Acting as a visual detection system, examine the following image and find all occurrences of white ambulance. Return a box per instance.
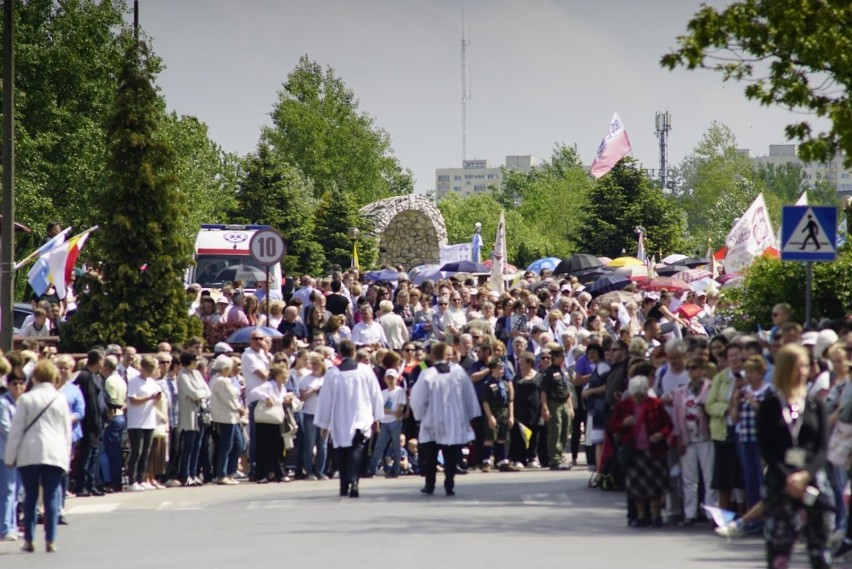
[186,224,283,295]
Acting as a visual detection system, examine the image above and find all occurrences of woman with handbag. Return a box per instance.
[177,352,212,487]
[249,362,291,483]
[3,360,72,553]
[757,344,832,569]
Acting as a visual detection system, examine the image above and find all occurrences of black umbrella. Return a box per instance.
[655,265,682,277]
[553,254,603,276]
[214,264,267,284]
[439,260,488,273]
[671,257,709,269]
[588,275,630,297]
[577,268,614,284]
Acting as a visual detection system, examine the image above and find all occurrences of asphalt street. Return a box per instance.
[0,467,829,568]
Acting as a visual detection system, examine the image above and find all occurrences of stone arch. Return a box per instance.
[360,195,448,268]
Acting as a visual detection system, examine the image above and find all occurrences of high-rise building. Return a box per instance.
[435,155,536,201]
[749,144,852,197]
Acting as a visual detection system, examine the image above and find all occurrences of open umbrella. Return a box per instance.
[526,257,561,274]
[439,260,488,274]
[553,254,603,275]
[364,269,400,282]
[411,264,446,285]
[614,264,653,279]
[588,275,630,297]
[676,303,703,319]
[577,268,614,284]
[672,268,713,283]
[597,256,613,266]
[596,290,642,305]
[716,273,741,284]
[483,258,518,273]
[214,264,267,285]
[607,256,643,268]
[671,256,710,269]
[661,254,688,265]
[689,277,717,292]
[227,325,283,344]
[655,265,682,277]
[638,277,691,292]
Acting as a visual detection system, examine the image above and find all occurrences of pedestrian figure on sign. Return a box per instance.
[800,215,821,250]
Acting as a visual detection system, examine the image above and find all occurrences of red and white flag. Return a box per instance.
[590,112,632,179]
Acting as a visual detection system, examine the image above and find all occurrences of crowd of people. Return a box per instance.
[3,265,852,568]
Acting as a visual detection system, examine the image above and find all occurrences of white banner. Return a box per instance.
[489,211,506,293]
[724,193,776,274]
[440,243,472,265]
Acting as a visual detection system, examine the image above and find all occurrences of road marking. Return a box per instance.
[521,493,573,506]
[156,501,203,511]
[248,500,298,509]
[64,503,120,515]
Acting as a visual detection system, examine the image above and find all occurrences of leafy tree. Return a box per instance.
[726,243,852,329]
[233,144,325,275]
[263,55,413,206]
[62,40,199,351]
[437,192,553,268]
[313,185,376,272]
[661,0,852,167]
[493,145,590,259]
[575,158,687,258]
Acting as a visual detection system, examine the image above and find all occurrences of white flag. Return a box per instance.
[590,113,632,179]
[724,193,776,274]
[489,211,506,293]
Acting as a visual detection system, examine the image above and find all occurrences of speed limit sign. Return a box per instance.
[249,229,287,266]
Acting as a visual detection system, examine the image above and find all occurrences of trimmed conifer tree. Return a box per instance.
[62,39,200,351]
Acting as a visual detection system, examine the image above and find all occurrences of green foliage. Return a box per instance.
[575,158,687,258]
[661,0,852,167]
[232,144,325,276]
[62,40,199,352]
[313,185,377,272]
[726,243,852,329]
[262,55,413,206]
[437,192,553,268]
[493,145,590,259]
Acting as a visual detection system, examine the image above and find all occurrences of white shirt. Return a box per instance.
[19,321,51,337]
[379,386,406,424]
[118,363,141,382]
[126,376,161,429]
[298,374,325,415]
[241,346,270,395]
[442,307,467,332]
[313,360,383,447]
[351,320,388,347]
[409,362,481,445]
[4,382,72,471]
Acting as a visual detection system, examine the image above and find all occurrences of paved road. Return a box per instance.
[0,468,817,568]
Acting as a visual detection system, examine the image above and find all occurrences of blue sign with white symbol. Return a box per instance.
[781,206,837,262]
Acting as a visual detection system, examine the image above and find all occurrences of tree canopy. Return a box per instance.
[661,0,852,167]
[262,55,413,207]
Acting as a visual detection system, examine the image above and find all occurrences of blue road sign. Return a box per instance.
[781,206,837,262]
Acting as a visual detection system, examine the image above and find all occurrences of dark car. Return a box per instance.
[13,302,34,334]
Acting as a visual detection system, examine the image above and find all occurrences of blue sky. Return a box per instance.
[140,0,827,193]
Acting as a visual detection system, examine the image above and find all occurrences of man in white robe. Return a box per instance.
[314,339,383,498]
[409,342,481,496]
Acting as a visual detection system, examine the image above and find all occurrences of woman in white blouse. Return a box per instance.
[125,356,163,492]
[210,355,244,485]
[249,363,293,483]
[299,353,329,480]
[3,360,72,553]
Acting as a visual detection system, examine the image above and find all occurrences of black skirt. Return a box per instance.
[711,440,743,490]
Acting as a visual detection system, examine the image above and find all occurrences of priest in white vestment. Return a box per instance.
[409,342,481,496]
[314,339,383,498]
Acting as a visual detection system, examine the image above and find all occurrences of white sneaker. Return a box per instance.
[164,479,183,488]
[513,462,525,470]
[1,532,19,542]
[141,482,155,491]
[128,482,145,492]
[528,460,541,469]
[715,521,744,538]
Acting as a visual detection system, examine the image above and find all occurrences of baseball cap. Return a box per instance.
[801,331,819,347]
[214,342,233,355]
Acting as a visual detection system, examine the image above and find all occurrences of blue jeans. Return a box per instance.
[831,463,848,531]
[103,414,126,488]
[19,465,63,543]
[215,423,240,479]
[75,436,102,492]
[736,439,764,509]
[369,421,402,476]
[179,429,203,482]
[302,413,328,477]
[0,462,18,537]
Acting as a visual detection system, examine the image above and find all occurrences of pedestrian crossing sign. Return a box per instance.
[781,206,837,262]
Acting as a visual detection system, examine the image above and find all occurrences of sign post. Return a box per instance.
[249,229,286,326]
[780,206,837,324]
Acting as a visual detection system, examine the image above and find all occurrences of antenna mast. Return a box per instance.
[655,111,672,191]
[461,12,470,164]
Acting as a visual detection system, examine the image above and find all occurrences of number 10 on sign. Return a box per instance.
[249,229,287,266]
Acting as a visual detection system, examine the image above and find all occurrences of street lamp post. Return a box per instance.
[1,0,16,352]
[347,227,360,271]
